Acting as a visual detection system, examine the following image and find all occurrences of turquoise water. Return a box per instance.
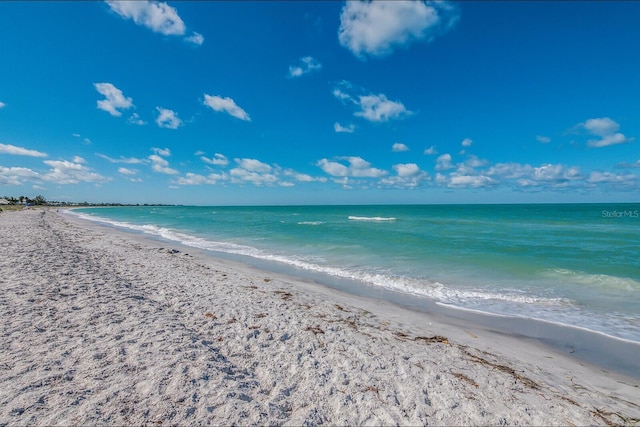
[69,204,640,343]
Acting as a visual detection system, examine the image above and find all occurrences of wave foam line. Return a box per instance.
[348,216,396,222]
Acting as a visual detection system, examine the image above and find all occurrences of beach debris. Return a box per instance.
[167,248,180,254]
[263,278,272,282]
[452,371,479,388]
[274,290,293,301]
[414,335,449,344]
[204,312,217,320]
[305,326,324,335]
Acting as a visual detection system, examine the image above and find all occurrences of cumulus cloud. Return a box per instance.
[393,163,420,177]
[118,167,138,176]
[42,159,108,184]
[234,158,272,173]
[176,172,228,185]
[334,122,355,133]
[203,94,250,121]
[107,0,185,35]
[0,166,40,186]
[333,82,411,123]
[94,83,133,117]
[155,107,182,129]
[317,156,387,178]
[148,154,179,174]
[461,138,472,147]
[356,93,411,122]
[447,174,495,188]
[152,147,171,156]
[288,56,322,78]
[578,117,633,148]
[338,0,459,59]
[424,146,437,155]
[201,153,229,166]
[0,143,47,157]
[392,142,409,152]
[225,158,283,186]
[588,171,637,187]
[0,101,5,108]
[435,153,454,171]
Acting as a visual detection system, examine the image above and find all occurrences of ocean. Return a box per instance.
[68,204,640,344]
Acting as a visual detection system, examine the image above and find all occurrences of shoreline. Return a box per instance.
[66,207,640,378]
[1,208,638,425]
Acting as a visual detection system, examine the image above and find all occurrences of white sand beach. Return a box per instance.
[1,208,638,426]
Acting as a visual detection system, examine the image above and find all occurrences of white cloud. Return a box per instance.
[393,163,420,177]
[578,117,633,148]
[201,153,229,166]
[229,168,278,186]
[0,143,47,157]
[148,154,178,174]
[588,171,637,186]
[288,56,322,78]
[94,82,133,117]
[334,122,355,133]
[0,101,5,108]
[424,146,437,155]
[392,142,409,152]
[282,169,327,183]
[461,138,472,147]
[96,153,145,164]
[435,153,454,171]
[583,117,619,136]
[333,81,411,123]
[176,172,228,185]
[42,159,108,184]
[106,0,186,36]
[234,158,272,173]
[588,133,631,148]
[184,31,204,45]
[118,167,138,176]
[338,0,459,59]
[155,107,182,129]
[317,156,387,178]
[465,155,487,168]
[448,175,495,188]
[152,147,171,156]
[355,93,410,122]
[487,162,533,179]
[0,166,40,185]
[203,94,251,121]
[536,135,551,144]
[128,113,147,125]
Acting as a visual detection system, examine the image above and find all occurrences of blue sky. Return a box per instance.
[1,1,639,205]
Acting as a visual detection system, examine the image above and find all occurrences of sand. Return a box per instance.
[1,208,638,426]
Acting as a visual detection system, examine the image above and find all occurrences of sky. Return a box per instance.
[1,1,639,205]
